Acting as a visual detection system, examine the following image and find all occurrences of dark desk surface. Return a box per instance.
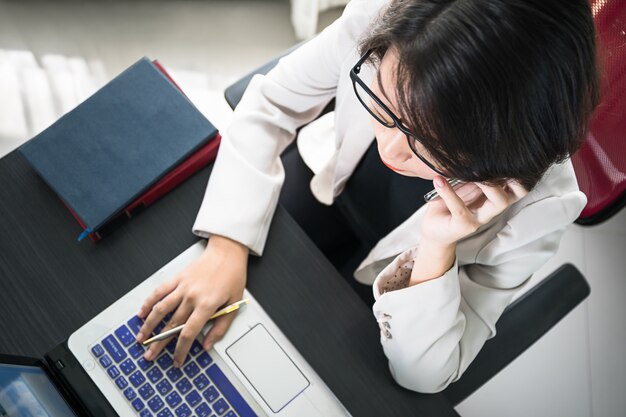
[0,150,458,417]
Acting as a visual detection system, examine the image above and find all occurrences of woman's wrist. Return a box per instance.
[409,238,457,285]
[206,235,249,259]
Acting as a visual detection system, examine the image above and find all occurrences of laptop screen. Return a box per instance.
[0,363,78,416]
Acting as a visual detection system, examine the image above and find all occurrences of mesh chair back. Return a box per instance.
[573,0,626,225]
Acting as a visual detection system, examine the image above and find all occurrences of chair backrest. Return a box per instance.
[573,0,626,225]
[224,42,304,110]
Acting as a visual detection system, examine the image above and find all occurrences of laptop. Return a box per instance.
[0,240,350,417]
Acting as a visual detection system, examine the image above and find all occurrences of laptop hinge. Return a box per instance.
[44,341,118,417]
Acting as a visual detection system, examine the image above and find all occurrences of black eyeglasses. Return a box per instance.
[350,49,447,177]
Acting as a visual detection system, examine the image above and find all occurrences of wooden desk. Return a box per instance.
[0,150,458,416]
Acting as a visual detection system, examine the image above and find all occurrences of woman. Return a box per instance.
[135,0,599,393]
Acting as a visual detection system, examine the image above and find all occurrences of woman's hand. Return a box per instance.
[135,236,249,367]
[421,176,529,246]
[408,176,528,285]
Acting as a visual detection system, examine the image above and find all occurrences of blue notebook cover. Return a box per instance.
[19,57,217,238]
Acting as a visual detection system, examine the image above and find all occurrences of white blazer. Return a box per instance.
[193,0,587,393]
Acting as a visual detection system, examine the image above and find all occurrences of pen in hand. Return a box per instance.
[141,298,250,346]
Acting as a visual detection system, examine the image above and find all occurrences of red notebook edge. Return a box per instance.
[71,60,220,242]
[124,133,221,217]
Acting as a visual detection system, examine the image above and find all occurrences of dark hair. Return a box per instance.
[359,0,600,191]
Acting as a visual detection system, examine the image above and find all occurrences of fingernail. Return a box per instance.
[434,177,445,188]
[173,360,180,368]
[136,332,143,342]
[144,351,152,361]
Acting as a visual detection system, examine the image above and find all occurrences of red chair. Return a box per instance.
[573,0,626,225]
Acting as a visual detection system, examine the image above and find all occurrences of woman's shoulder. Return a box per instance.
[493,158,587,241]
[333,0,389,44]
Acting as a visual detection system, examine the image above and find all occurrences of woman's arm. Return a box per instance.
[138,0,389,365]
[192,0,386,256]
[371,190,587,393]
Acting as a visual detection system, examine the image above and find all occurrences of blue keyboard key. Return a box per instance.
[124,387,137,401]
[91,344,104,357]
[225,411,237,417]
[196,352,212,368]
[156,379,173,396]
[183,362,200,379]
[196,403,212,417]
[129,343,145,359]
[175,378,192,395]
[148,396,165,412]
[207,364,257,417]
[166,367,183,383]
[147,367,164,383]
[107,366,120,379]
[157,410,174,417]
[193,374,210,391]
[165,339,177,354]
[211,399,229,416]
[115,376,128,390]
[154,321,166,335]
[202,386,219,403]
[115,324,135,347]
[132,398,145,411]
[189,340,203,356]
[165,391,182,408]
[137,357,154,371]
[174,404,192,417]
[157,354,174,370]
[140,410,153,417]
[129,371,147,388]
[99,355,112,368]
[138,382,155,400]
[186,390,202,408]
[120,358,137,375]
[102,335,128,363]
[127,316,144,335]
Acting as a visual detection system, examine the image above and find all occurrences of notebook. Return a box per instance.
[19,57,219,241]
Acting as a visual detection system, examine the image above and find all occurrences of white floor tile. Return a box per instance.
[456,225,593,417]
[455,301,592,417]
[583,230,626,417]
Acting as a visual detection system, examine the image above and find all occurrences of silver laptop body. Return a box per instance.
[69,240,350,416]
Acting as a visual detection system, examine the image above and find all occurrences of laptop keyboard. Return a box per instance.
[90,314,257,417]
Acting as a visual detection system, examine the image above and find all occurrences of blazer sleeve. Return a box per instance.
[191,0,382,255]
[371,190,587,393]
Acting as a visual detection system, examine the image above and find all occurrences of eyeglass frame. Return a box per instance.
[350,49,448,177]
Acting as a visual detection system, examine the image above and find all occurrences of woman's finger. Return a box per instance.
[202,307,240,351]
[137,289,182,343]
[507,180,529,200]
[138,277,181,319]
[144,301,193,362]
[432,176,472,218]
[172,309,215,367]
[474,182,509,211]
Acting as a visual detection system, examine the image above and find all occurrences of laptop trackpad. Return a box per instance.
[226,324,310,413]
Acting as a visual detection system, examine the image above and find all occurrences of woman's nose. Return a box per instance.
[379,128,412,161]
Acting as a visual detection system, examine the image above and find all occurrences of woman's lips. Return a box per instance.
[381,159,404,172]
